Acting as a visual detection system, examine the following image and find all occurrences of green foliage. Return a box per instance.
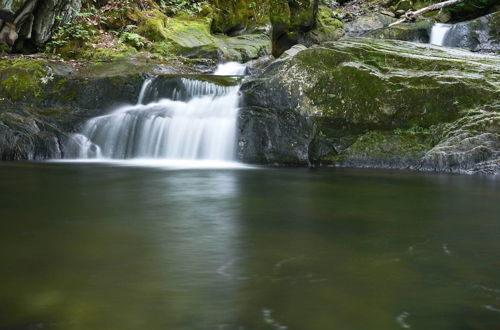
[159,0,208,15]
[46,6,99,54]
[119,32,147,48]
[46,22,96,53]
[0,59,47,101]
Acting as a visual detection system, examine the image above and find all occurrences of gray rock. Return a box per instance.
[418,106,500,175]
[442,11,500,53]
[237,106,314,165]
[32,0,82,46]
[238,38,500,173]
[345,12,397,37]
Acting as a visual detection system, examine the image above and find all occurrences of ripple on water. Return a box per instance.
[396,312,411,329]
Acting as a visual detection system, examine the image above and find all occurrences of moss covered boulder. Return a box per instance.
[364,19,433,43]
[270,0,319,56]
[210,0,270,35]
[345,12,397,37]
[239,38,500,173]
[133,9,271,61]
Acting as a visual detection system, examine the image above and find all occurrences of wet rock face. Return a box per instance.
[0,58,217,160]
[365,11,500,53]
[345,12,396,37]
[364,19,432,43]
[442,11,500,53]
[237,106,314,165]
[0,0,82,51]
[270,0,320,57]
[419,105,500,174]
[210,0,271,35]
[238,38,500,174]
[0,111,62,160]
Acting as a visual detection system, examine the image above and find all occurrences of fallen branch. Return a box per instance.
[388,0,468,27]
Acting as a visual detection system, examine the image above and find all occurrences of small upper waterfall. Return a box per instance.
[214,62,247,75]
[65,62,247,164]
[430,23,452,46]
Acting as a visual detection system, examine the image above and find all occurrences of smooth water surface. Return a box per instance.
[0,163,499,330]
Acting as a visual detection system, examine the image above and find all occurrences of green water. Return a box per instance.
[0,162,499,330]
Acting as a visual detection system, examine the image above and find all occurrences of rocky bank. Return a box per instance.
[0,0,499,174]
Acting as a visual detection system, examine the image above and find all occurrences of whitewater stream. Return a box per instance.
[64,62,246,168]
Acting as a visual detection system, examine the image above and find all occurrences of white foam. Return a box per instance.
[213,62,247,75]
[430,23,452,46]
[51,158,254,169]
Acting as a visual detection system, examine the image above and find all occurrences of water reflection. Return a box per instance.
[0,164,499,330]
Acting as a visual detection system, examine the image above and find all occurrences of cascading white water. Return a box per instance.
[137,78,153,105]
[213,62,247,75]
[65,62,247,164]
[430,23,452,46]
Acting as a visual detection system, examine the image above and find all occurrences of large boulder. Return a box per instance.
[364,19,433,43]
[133,10,271,61]
[238,38,500,174]
[210,0,270,35]
[345,12,397,37]
[270,0,319,56]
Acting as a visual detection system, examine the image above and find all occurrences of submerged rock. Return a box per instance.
[239,38,500,174]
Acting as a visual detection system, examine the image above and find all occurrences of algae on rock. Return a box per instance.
[239,37,500,173]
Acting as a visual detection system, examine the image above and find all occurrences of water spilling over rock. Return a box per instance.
[66,67,244,161]
[429,12,500,52]
[430,23,452,46]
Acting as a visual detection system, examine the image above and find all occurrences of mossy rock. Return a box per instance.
[242,38,500,132]
[345,12,397,37]
[270,0,319,56]
[132,8,271,61]
[332,129,434,168]
[419,103,500,174]
[0,59,48,102]
[210,0,270,34]
[364,19,433,43]
[239,37,500,171]
[303,5,344,44]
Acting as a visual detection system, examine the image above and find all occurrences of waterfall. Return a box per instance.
[430,23,452,46]
[65,63,247,164]
[213,62,247,76]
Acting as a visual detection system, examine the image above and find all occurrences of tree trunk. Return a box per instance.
[389,0,468,26]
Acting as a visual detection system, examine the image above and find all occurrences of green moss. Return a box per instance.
[134,9,171,42]
[0,59,48,102]
[0,43,10,54]
[344,130,433,160]
[210,0,270,34]
[286,39,500,130]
